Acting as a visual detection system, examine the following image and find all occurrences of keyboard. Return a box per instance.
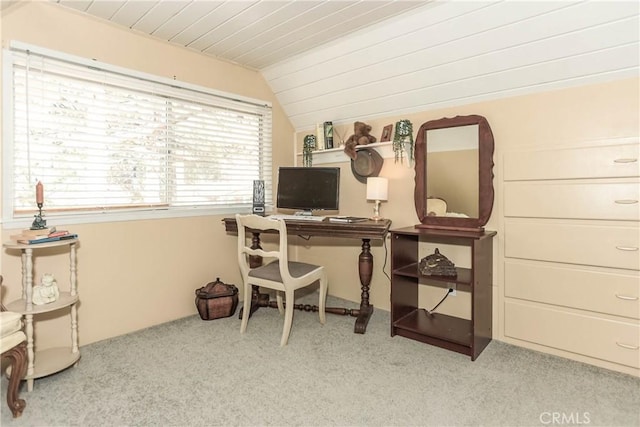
[268,214,326,222]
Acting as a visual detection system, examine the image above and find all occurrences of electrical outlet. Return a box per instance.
[448,283,457,296]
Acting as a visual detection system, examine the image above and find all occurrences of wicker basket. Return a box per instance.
[195,278,238,320]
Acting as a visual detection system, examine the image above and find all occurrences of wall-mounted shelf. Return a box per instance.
[296,141,394,165]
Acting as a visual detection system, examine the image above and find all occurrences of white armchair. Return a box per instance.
[1,276,27,418]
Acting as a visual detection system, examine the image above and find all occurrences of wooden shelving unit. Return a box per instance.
[390,227,495,360]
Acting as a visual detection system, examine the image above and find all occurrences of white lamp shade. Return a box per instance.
[366,177,388,201]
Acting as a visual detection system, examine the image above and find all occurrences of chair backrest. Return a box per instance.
[235,214,293,283]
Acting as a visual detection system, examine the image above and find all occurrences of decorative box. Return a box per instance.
[195,278,239,320]
[419,248,457,277]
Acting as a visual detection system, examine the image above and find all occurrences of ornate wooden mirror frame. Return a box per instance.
[414,114,495,231]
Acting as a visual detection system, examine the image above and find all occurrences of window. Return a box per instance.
[2,42,272,228]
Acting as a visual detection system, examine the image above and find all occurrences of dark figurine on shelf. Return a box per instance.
[31,202,47,230]
[419,248,457,277]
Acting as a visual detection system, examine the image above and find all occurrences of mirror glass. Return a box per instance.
[426,125,478,218]
[414,115,494,231]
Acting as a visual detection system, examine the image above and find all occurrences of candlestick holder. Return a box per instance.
[31,202,47,230]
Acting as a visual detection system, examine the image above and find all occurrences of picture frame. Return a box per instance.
[381,124,393,142]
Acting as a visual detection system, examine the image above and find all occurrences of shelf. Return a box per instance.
[394,309,472,347]
[3,238,79,250]
[3,239,80,391]
[390,227,494,360]
[5,292,79,314]
[296,141,394,165]
[393,262,472,287]
[26,347,80,379]
[391,226,496,239]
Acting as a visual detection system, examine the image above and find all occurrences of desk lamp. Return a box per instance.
[366,177,388,221]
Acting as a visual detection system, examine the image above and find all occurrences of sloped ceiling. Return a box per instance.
[41,0,429,68]
[264,1,640,131]
[4,0,639,132]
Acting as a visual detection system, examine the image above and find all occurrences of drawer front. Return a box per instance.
[505,301,640,368]
[505,260,640,319]
[504,143,640,181]
[505,220,639,270]
[504,181,640,220]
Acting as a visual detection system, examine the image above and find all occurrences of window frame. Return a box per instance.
[2,41,273,229]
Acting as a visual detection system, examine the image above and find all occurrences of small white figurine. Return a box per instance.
[32,273,60,305]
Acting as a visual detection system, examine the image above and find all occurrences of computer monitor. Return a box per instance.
[276,167,340,213]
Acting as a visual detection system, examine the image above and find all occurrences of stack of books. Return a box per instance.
[10,227,78,244]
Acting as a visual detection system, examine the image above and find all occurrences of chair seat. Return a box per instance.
[249,261,321,283]
[1,312,22,338]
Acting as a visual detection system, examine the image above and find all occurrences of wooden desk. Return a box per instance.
[223,217,391,334]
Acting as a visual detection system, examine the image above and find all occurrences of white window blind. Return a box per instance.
[3,43,272,226]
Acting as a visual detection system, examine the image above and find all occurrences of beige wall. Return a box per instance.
[295,76,639,336]
[1,2,638,351]
[0,2,294,348]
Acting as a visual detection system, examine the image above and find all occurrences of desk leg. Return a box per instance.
[239,285,270,319]
[238,232,271,319]
[354,238,374,334]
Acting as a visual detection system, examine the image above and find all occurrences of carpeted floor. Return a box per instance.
[2,293,639,426]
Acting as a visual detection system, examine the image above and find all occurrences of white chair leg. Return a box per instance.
[276,292,284,314]
[280,289,295,346]
[318,274,327,325]
[240,283,252,334]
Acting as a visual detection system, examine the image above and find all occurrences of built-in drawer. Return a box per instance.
[503,142,639,181]
[504,220,639,270]
[504,180,639,221]
[505,260,640,319]
[505,301,640,368]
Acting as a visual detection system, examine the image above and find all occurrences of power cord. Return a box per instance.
[425,288,453,315]
[382,234,391,282]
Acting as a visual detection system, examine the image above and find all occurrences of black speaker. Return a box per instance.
[252,180,265,215]
[324,121,334,149]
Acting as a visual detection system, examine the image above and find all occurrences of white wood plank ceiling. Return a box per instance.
[4,0,639,131]
[45,0,428,69]
[264,0,640,130]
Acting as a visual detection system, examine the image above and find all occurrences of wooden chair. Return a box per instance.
[0,276,27,417]
[235,214,327,346]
